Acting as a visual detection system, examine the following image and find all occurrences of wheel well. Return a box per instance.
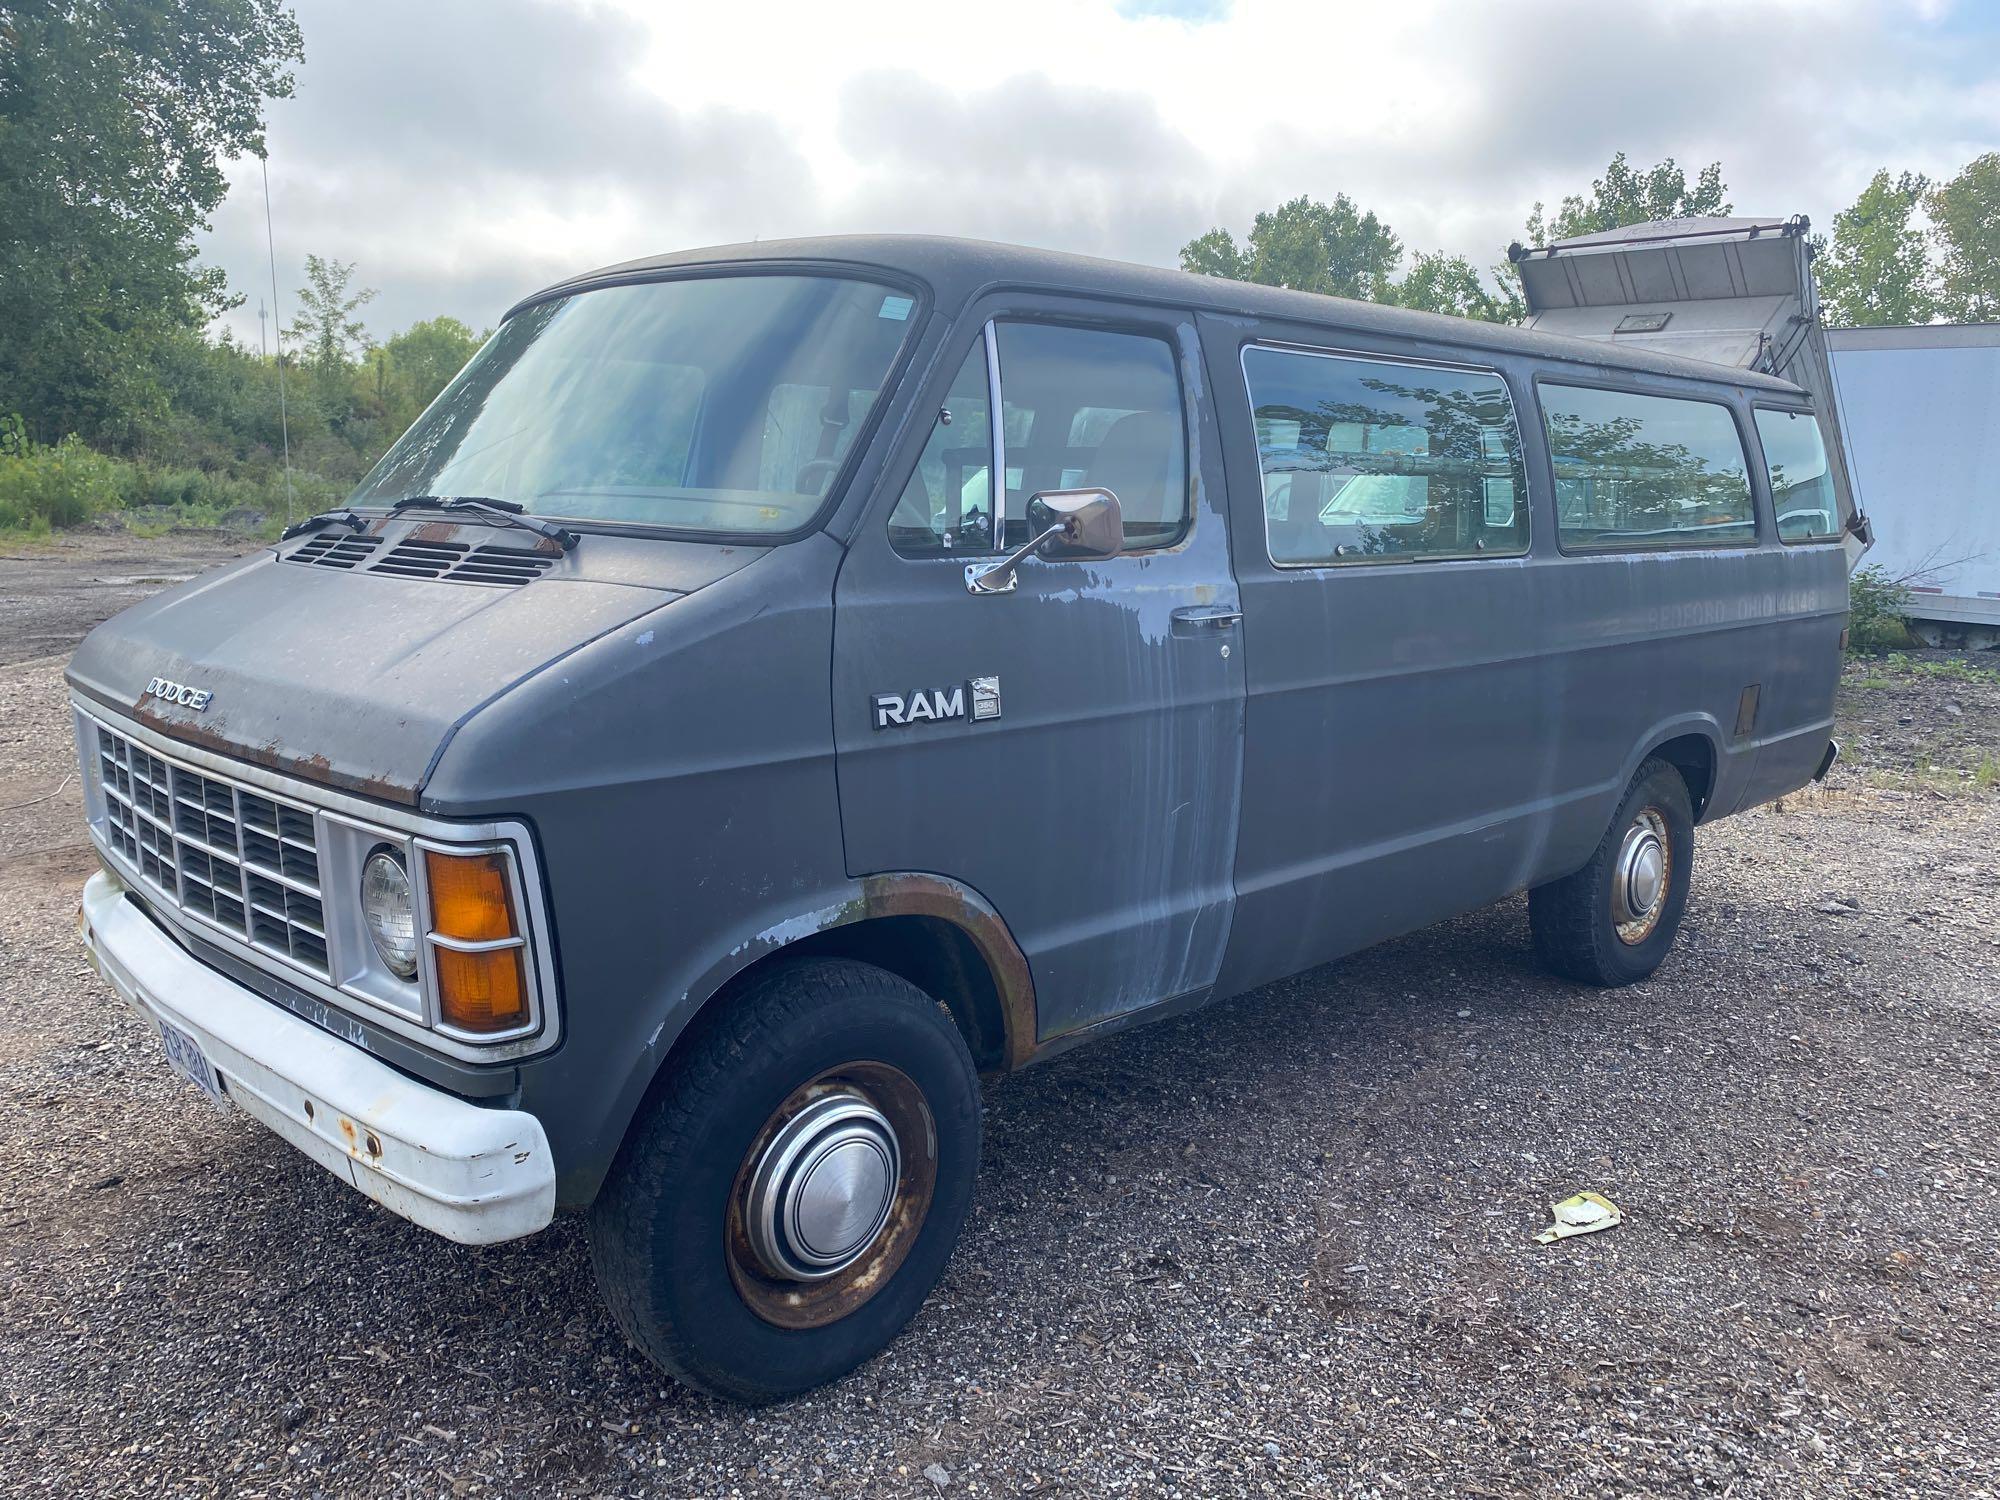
[1650,733,1716,817]
[723,915,1010,1072]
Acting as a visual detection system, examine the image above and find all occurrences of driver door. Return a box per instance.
[831,299,1246,1045]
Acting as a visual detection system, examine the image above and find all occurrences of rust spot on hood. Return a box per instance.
[125,695,421,807]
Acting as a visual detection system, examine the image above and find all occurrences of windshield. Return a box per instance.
[350,274,917,533]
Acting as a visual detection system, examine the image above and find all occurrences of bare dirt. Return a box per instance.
[0,526,263,669]
[1,547,1995,1497]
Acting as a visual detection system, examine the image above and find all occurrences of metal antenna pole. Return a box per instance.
[261,152,295,525]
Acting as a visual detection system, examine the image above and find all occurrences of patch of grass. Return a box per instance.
[0,521,57,550]
[1881,650,2000,686]
[1976,754,2000,791]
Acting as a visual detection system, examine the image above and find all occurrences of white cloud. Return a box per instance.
[199,0,1998,346]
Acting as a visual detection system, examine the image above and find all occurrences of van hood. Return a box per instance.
[65,521,762,806]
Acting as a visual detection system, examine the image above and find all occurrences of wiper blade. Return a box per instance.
[385,495,577,552]
[279,508,368,541]
[389,493,524,515]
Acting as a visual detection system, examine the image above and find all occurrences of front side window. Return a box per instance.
[1541,385,1756,550]
[994,323,1188,550]
[1755,407,1839,542]
[352,274,917,534]
[888,340,994,554]
[1244,347,1528,566]
[889,321,1190,556]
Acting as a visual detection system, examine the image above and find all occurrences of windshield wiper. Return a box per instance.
[279,508,368,541]
[386,495,578,552]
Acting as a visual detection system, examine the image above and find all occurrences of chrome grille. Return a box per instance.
[94,724,329,976]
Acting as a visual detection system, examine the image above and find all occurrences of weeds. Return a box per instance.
[0,414,334,541]
[1881,651,2000,685]
[1848,565,1918,652]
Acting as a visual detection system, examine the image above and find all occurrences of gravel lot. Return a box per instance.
[0,526,264,669]
[2,537,1997,1497]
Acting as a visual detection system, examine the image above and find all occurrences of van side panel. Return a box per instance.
[1203,314,1846,1003]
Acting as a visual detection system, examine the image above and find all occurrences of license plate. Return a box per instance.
[158,1018,228,1105]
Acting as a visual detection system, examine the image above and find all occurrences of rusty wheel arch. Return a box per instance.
[715,874,1038,1074]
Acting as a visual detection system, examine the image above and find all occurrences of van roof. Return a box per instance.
[513,233,1806,397]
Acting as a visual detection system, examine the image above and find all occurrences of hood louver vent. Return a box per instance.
[290,534,383,569]
[374,537,468,579]
[449,544,560,586]
[286,533,558,588]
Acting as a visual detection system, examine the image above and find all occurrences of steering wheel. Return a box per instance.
[794,458,840,496]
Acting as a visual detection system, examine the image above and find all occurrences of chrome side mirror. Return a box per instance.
[964,488,1122,595]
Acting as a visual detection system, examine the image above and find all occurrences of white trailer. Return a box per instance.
[1828,323,2000,641]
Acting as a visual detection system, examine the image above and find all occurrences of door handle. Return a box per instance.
[1170,605,1242,632]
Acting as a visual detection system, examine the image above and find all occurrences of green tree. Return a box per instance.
[287,254,377,374]
[1181,193,1404,300]
[380,315,481,416]
[0,0,304,448]
[1523,152,1732,245]
[1815,170,1936,327]
[1927,153,2000,323]
[1391,251,1518,322]
[1178,226,1247,281]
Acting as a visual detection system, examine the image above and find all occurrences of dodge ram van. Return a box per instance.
[71,236,1849,1401]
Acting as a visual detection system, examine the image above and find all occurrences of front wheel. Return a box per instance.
[1529,757,1694,986]
[587,958,981,1402]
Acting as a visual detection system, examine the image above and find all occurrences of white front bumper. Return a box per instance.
[78,869,555,1245]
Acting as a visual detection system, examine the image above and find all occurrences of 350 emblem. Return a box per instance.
[146,676,212,712]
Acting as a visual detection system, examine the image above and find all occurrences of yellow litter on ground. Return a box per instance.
[1535,1191,1623,1244]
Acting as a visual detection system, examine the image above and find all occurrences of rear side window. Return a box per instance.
[1754,407,1839,542]
[1243,347,1528,566]
[1541,385,1756,549]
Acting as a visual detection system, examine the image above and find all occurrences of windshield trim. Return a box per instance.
[353,262,934,548]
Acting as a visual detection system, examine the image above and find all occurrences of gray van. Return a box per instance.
[70,236,1848,1401]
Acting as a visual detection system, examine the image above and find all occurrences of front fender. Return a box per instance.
[543,870,1036,1208]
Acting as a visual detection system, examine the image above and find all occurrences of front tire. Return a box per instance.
[1530,757,1694,986]
[587,958,981,1403]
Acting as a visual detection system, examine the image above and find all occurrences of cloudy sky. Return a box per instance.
[200,0,2000,346]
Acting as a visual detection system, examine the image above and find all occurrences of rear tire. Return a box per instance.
[1530,757,1694,986]
[587,958,981,1403]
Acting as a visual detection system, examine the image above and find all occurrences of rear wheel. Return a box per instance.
[587,958,981,1402]
[1530,757,1694,986]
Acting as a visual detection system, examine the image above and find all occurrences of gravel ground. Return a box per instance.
[1,548,1996,1498]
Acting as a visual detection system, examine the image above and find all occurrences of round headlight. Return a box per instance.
[361,848,420,979]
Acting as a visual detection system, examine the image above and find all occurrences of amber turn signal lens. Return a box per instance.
[435,944,529,1033]
[424,850,515,942]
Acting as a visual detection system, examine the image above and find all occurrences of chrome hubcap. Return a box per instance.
[1612,809,1670,944]
[743,1090,901,1281]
